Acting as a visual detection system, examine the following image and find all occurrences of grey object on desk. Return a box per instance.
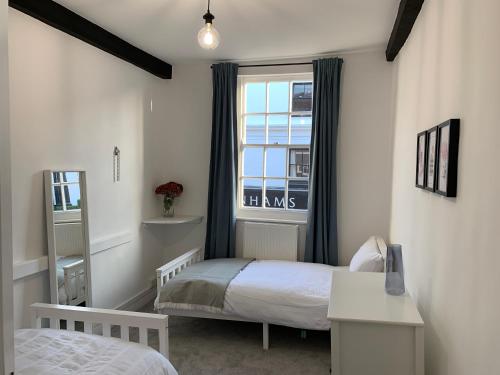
[385,244,405,295]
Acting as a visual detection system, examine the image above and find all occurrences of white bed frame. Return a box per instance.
[156,248,273,349]
[62,259,86,306]
[30,303,170,358]
[156,241,388,351]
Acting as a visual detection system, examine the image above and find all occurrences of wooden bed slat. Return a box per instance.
[139,327,148,345]
[103,323,111,337]
[84,321,92,334]
[121,325,129,341]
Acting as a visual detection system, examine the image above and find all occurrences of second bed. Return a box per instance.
[155,237,387,348]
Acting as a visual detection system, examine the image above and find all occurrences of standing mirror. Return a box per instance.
[44,170,92,306]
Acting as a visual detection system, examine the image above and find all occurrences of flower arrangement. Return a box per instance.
[155,182,183,217]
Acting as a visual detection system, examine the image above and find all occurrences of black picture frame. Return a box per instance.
[415,130,427,188]
[436,119,460,197]
[425,126,438,192]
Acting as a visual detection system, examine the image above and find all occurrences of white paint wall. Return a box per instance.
[390,0,500,374]
[337,49,395,264]
[8,9,167,327]
[0,0,14,371]
[143,63,213,265]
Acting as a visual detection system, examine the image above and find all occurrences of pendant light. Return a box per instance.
[197,0,220,49]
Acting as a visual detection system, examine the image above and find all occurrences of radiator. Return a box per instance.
[54,222,84,257]
[242,222,299,261]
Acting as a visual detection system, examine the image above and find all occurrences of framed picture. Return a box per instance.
[425,126,438,192]
[436,119,460,197]
[415,130,427,188]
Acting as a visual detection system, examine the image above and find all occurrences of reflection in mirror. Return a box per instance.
[44,171,91,307]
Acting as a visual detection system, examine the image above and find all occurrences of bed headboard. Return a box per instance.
[376,236,388,272]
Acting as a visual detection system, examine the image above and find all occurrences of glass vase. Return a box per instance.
[163,206,175,217]
[385,244,405,296]
[163,196,174,217]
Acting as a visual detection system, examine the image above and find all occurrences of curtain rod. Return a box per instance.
[210,62,313,69]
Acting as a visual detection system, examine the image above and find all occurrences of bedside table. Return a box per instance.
[328,272,424,375]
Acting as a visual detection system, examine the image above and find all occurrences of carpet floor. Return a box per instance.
[137,303,331,375]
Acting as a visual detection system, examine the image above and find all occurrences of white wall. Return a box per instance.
[337,49,395,264]
[390,0,500,374]
[236,49,395,263]
[8,9,167,327]
[143,63,213,265]
[0,0,14,371]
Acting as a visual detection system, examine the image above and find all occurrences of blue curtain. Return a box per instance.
[204,63,239,259]
[305,58,343,266]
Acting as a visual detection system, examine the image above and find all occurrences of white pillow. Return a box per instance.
[349,236,385,272]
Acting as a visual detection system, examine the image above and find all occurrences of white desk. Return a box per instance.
[328,272,424,375]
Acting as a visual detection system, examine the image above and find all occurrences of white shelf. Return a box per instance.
[142,215,203,225]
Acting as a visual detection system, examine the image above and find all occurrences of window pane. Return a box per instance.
[65,184,81,210]
[288,180,308,210]
[53,172,61,183]
[243,148,263,176]
[52,186,63,211]
[245,115,265,144]
[291,115,312,144]
[265,179,286,209]
[289,148,310,178]
[268,82,289,113]
[245,82,266,113]
[63,171,80,183]
[265,148,286,177]
[292,82,312,112]
[242,179,263,207]
[268,115,288,144]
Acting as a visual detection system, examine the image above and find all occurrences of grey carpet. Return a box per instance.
[134,303,331,375]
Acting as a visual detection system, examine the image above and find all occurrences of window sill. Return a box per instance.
[236,209,307,225]
[236,217,307,225]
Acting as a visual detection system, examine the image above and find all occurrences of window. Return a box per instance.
[52,171,81,212]
[238,75,313,213]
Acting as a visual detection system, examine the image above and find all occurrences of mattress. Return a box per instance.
[15,329,178,375]
[225,260,347,330]
[158,259,349,331]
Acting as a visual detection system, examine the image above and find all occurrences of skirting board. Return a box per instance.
[13,231,133,281]
[114,286,157,312]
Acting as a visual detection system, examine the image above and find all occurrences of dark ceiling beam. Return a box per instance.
[9,0,172,79]
[386,0,424,62]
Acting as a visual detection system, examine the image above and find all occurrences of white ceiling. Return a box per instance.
[54,0,399,64]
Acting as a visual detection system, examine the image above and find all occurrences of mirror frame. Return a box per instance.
[43,170,92,306]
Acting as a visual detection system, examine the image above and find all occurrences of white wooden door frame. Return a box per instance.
[0,0,14,371]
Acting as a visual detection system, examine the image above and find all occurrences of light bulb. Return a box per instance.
[198,22,220,50]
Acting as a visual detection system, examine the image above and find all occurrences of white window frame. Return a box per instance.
[237,73,313,222]
[51,172,82,223]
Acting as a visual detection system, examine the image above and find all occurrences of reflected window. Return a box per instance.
[289,148,310,178]
[292,82,313,112]
[52,172,81,212]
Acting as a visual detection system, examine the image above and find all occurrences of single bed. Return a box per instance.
[15,303,178,375]
[56,255,86,305]
[155,237,387,349]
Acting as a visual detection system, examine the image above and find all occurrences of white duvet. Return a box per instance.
[15,329,178,375]
[224,260,347,330]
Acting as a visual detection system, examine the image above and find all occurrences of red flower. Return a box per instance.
[155,182,183,198]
